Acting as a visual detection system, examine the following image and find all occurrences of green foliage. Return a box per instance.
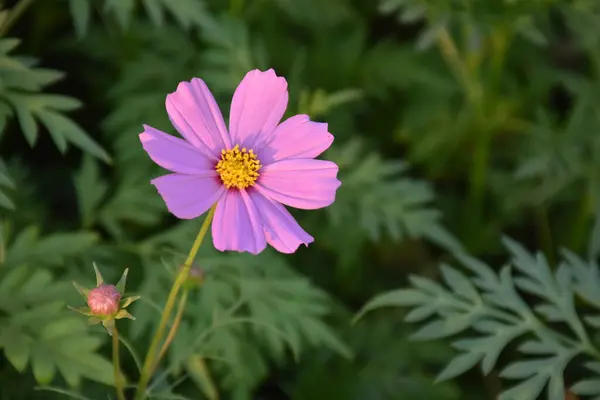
[0,228,113,388]
[328,139,462,252]
[2,0,600,398]
[0,38,110,163]
[68,0,208,37]
[130,236,351,398]
[0,158,15,209]
[292,312,461,400]
[358,236,600,400]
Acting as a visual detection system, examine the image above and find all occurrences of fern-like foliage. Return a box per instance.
[0,38,110,163]
[379,0,552,48]
[506,71,600,213]
[325,139,462,255]
[68,0,208,37]
[129,226,351,398]
[357,237,600,400]
[0,225,113,388]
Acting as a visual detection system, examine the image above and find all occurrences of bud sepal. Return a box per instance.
[68,263,140,335]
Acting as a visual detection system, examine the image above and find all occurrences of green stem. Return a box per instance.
[570,186,593,253]
[134,205,217,400]
[0,0,35,36]
[436,27,489,250]
[436,28,481,106]
[537,205,555,267]
[467,123,491,248]
[112,326,126,400]
[150,288,189,376]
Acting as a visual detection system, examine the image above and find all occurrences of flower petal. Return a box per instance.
[151,173,225,219]
[259,114,334,165]
[139,125,215,175]
[229,69,288,149]
[212,189,266,254]
[166,78,230,159]
[256,159,341,210]
[250,191,313,253]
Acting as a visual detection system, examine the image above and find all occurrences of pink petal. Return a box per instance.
[166,78,230,159]
[259,114,334,165]
[139,125,215,175]
[228,69,288,150]
[212,189,266,254]
[256,159,341,210]
[250,191,314,253]
[151,173,225,219]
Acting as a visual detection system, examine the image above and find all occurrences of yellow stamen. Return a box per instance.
[215,144,261,189]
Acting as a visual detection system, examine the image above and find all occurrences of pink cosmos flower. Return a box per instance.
[139,69,341,255]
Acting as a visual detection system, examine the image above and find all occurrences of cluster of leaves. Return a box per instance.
[358,235,600,400]
[0,36,109,209]
[0,223,114,392]
[67,0,209,36]
[0,38,109,163]
[130,246,351,398]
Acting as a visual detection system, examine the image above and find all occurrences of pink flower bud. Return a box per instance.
[87,284,121,316]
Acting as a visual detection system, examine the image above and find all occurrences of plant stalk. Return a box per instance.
[150,288,190,375]
[0,0,36,36]
[134,205,216,400]
[113,326,126,400]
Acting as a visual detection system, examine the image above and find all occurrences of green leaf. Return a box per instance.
[104,0,136,29]
[12,98,38,145]
[440,264,479,302]
[410,317,472,341]
[73,155,108,227]
[35,110,111,163]
[159,0,208,29]
[32,349,55,384]
[498,374,548,400]
[185,355,219,400]
[0,189,14,209]
[435,351,481,382]
[3,333,31,371]
[69,0,92,38]
[571,379,600,396]
[501,359,549,379]
[354,289,429,322]
[3,227,98,269]
[141,0,164,27]
[34,387,94,400]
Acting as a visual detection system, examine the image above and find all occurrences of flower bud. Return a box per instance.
[69,263,140,335]
[87,284,121,316]
[183,264,205,289]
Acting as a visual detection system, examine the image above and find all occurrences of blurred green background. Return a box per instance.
[1,0,600,399]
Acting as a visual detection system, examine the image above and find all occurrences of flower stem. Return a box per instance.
[134,205,217,400]
[0,0,36,36]
[112,326,126,400]
[150,288,189,375]
[435,27,481,106]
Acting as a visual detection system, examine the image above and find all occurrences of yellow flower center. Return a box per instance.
[215,145,261,189]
